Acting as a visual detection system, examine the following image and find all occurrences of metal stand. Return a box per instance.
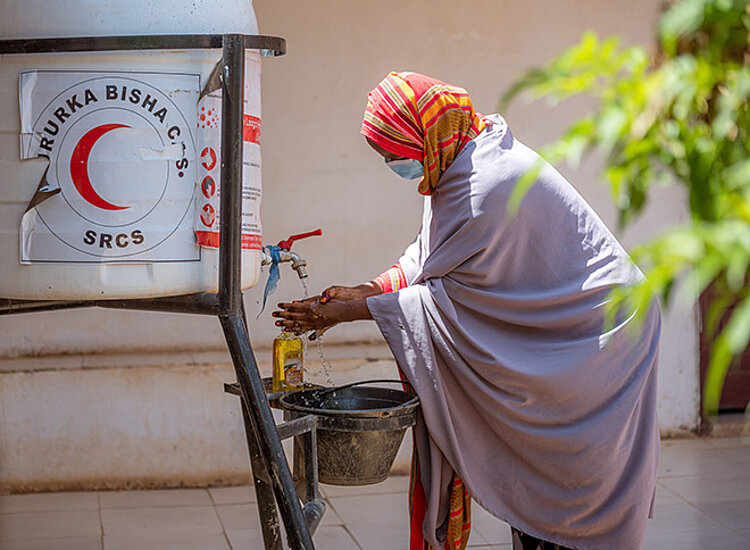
[0,33,321,550]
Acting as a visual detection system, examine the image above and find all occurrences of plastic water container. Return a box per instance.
[0,0,263,299]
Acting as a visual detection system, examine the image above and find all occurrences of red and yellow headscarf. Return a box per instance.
[361,71,487,195]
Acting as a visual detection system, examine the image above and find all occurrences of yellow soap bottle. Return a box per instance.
[272,330,304,392]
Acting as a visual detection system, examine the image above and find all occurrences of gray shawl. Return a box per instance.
[367,115,660,550]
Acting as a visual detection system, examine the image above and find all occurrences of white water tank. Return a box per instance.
[0,0,264,299]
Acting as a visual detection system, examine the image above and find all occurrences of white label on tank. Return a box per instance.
[195,55,262,251]
[18,70,199,264]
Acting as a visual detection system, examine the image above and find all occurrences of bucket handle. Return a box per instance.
[319,379,419,407]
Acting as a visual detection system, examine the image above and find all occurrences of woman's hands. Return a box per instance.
[319,282,382,304]
[272,282,382,339]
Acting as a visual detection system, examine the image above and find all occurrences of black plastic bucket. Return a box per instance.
[279,380,419,485]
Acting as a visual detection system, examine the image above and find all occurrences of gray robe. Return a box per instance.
[367,115,660,550]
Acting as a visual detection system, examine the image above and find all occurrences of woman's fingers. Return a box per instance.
[274,300,325,331]
[276,300,319,312]
[321,285,358,303]
[320,287,337,304]
[272,309,308,320]
[274,316,316,332]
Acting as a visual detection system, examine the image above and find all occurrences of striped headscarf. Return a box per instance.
[361,72,488,195]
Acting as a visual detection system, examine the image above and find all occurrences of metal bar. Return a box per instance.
[0,34,285,56]
[303,427,320,504]
[240,399,283,550]
[291,419,325,534]
[95,293,220,315]
[0,293,221,316]
[217,34,245,316]
[219,313,315,550]
[0,299,94,315]
[276,415,317,441]
[303,499,326,536]
[217,34,313,549]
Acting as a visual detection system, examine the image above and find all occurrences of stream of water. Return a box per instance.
[299,277,335,387]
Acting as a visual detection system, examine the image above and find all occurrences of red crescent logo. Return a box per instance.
[70,123,130,211]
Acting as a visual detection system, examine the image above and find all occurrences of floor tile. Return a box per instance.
[224,528,266,549]
[0,536,102,550]
[471,503,513,545]
[658,446,745,478]
[703,436,750,450]
[328,493,409,550]
[227,527,351,550]
[341,524,409,550]
[696,499,750,530]
[660,473,750,504]
[320,475,410,498]
[215,503,262,531]
[0,492,98,514]
[209,485,257,505]
[465,531,493,547]
[647,501,725,534]
[101,506,222,536]
[642,521,749,550]
[319,501,344,526]
[312,525,361,550]
[0,510,101,540]
[659,438,713,453]
[99,489,212,509]
[722,445,750,466]
[103,533,230,550]
[654,482,686,505]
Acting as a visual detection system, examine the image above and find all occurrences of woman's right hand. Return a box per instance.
[303,282,382,340]
[320,282,382,304]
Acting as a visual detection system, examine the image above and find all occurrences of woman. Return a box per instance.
[274,72,660,550]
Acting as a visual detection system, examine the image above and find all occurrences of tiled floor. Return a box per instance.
[1,436,748,549]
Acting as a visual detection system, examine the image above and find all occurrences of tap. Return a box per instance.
[288,251,308,279]
[261,249,308,279]
[261,229,321,280]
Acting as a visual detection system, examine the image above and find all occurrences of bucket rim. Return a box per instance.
[278,380,419,419]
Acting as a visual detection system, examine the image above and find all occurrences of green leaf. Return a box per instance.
[659,0,707,55]
[704,294,750,415]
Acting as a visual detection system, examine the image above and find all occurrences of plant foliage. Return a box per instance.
[501,0,750,416]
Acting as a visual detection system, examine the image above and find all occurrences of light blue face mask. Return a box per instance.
[385,157,423,180]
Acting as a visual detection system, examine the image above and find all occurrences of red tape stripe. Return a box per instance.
[243,115,261,144]
[195,231,262,250]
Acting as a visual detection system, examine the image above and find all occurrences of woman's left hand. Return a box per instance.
[272,296,372,335]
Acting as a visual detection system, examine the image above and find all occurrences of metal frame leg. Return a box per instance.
[217,34,315,550]
[240,402,283,550]
[220,316,315,549]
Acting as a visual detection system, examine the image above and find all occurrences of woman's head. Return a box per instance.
[361,71,487,195]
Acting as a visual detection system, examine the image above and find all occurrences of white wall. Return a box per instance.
[0,0,698,446]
